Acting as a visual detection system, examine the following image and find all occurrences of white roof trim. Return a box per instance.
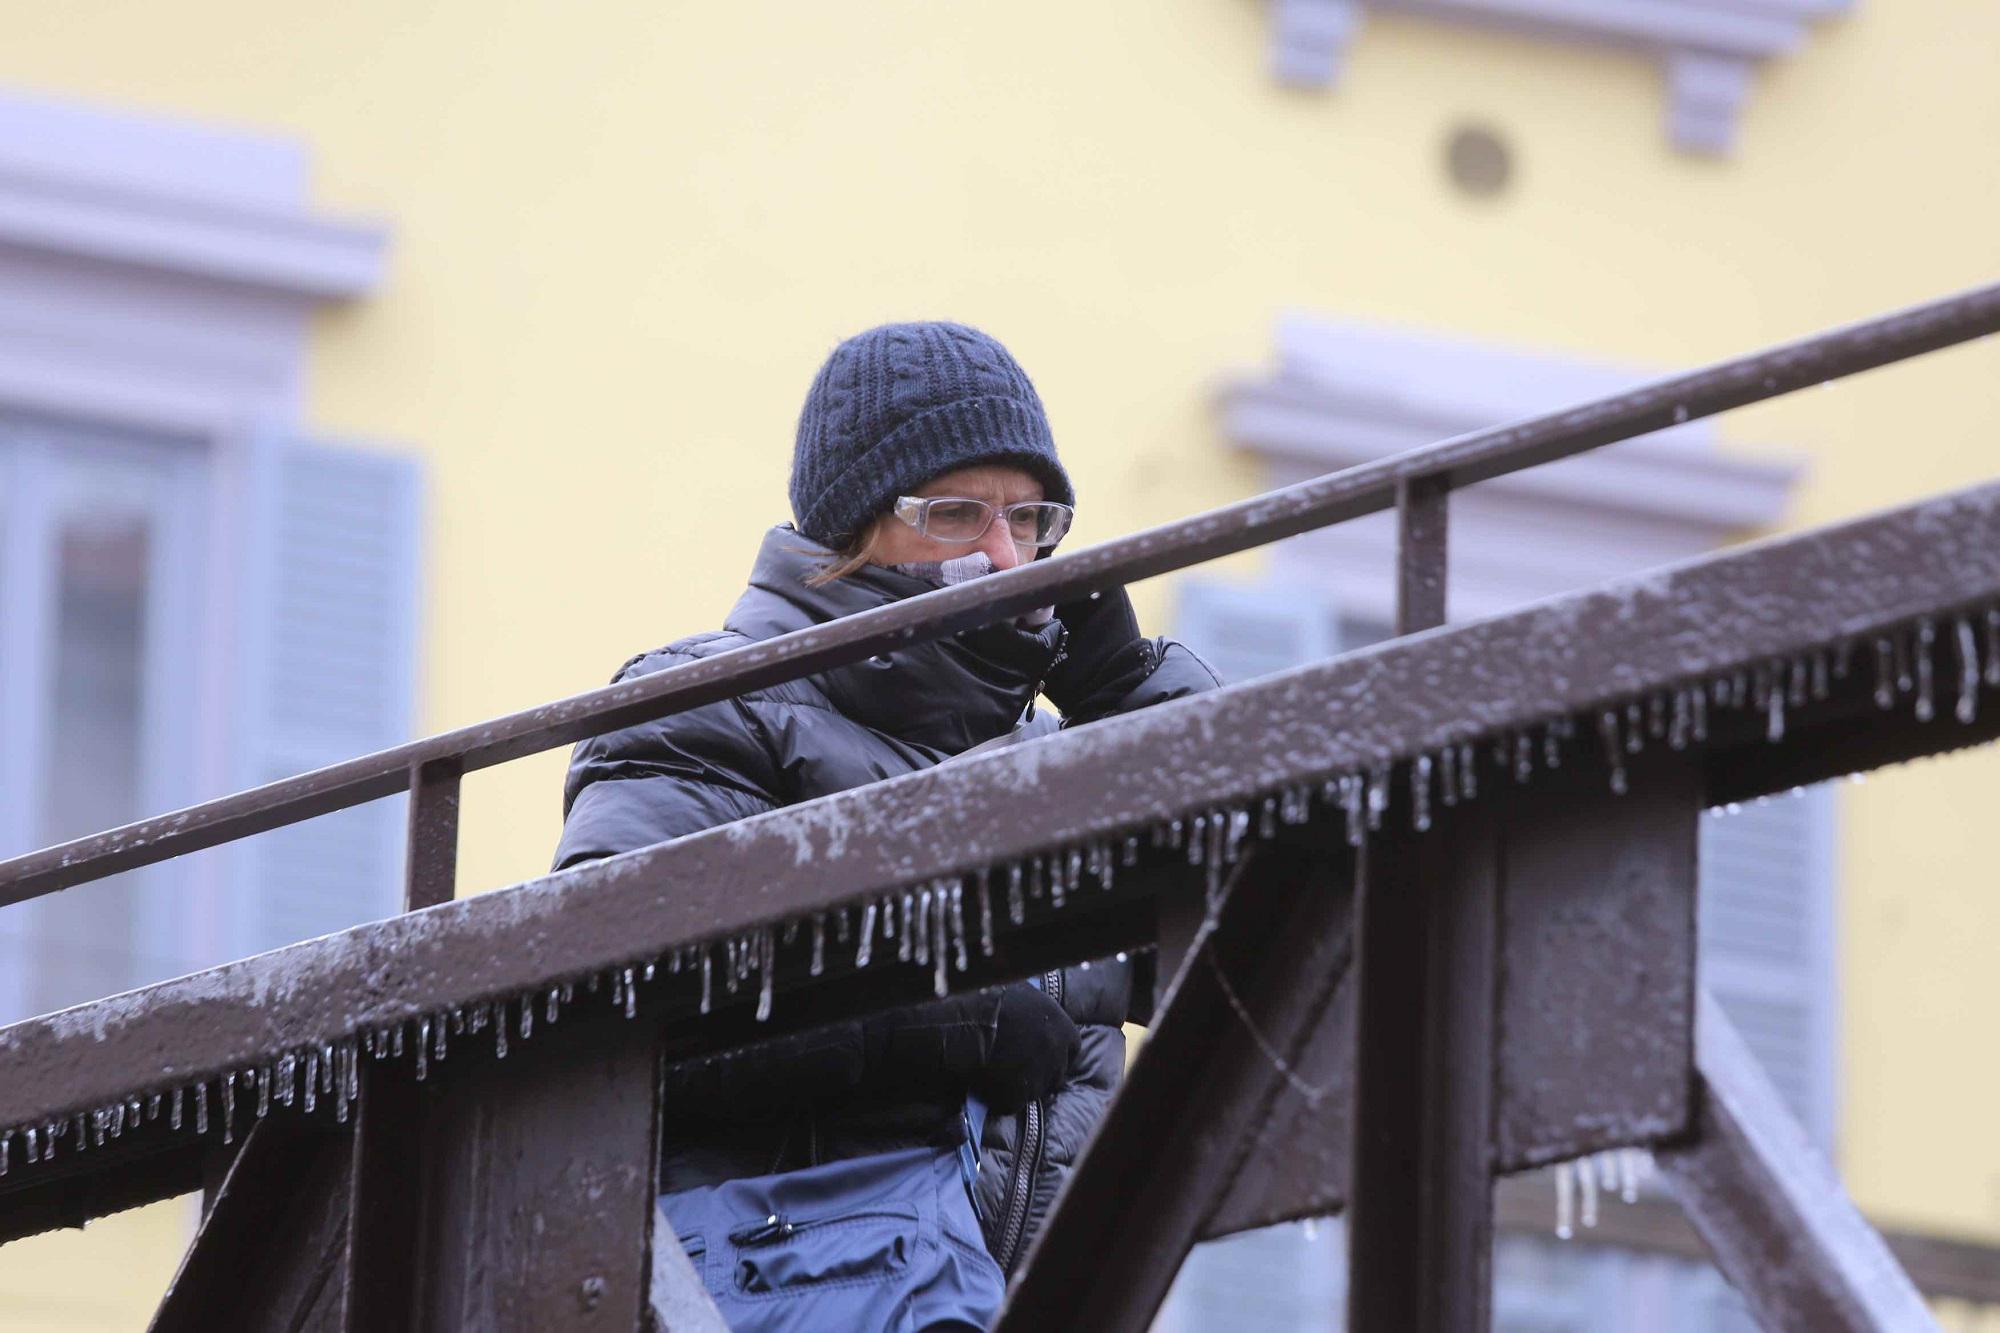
[1218,314,1804,534]
[1269,0,1851,154]
[0,162,386,301]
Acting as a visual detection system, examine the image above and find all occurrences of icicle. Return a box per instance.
[1366,762,1390,831]
[1543,721,1562,769]
[1458,743,1477,801]
[1122,835,1139,866]
[932,892,950,999]
[414,1022,429,1083]
[1766,679,1786,742]
[901,892,919,964]
[495,1005,509,1058]
[26,1127,39,1163]
[1050,851,1069,909]
[1668,690,1690,751]
[1579,1160,1599,1229]
[1956,616,1980,724]
[1811,652,1830,700]
[1099,841,1117,891]
[949,880,969,973]
[644,961,656,983]
[147,1093,162,1121]
[756,931,777,1022]
[1187,815,1207,867]
[1260,796,1278,839]
[1007,864,1026,926]
[1,1132,8,1176]
[1205,833,1228,911]
[1986,610,2000,687]
[1894,632,1914,694]
[546,986,560,1024]
[1624,702,1644,753]
[1411,753,1433,833]
[1225,809,1250,864]
[700,945,716,1012]
[1691,686,1709,742]
[1873,637,1896,708]
[432,1014,447,1063]
[1787,660,1807,708]
[1342,774,1365,848]
[195,1083,210,1136]
[977,870,996,956]
[1914,618,1937,722]
[519,993,533,1041]
[856,902,878,969]
[1595,1150,1618,1193]
[1066,847,1084,895]
[1554,1161,1575,1240]
[1513,732,1532,784]
[1599,711,1628,796]
[1439,746,1458,807]
[220,1073,236,1144]
[811,914,827,977]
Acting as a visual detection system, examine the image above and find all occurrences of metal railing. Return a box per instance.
[3,280,1997,914]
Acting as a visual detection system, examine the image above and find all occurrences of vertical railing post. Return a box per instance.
[403,757,462,912]
[1348,473,1499,1331]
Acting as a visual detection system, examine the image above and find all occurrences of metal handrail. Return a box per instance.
[3,279,1998,908]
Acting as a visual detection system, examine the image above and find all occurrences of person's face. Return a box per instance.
[868,464,1048,572]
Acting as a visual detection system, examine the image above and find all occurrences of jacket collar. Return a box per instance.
[724,526,1062,754]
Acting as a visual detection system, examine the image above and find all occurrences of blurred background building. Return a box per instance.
[0,1,1995,1327]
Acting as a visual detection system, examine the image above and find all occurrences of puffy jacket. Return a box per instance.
[553,524,1220,1270]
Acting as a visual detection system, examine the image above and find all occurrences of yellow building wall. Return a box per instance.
[0,0,1996,1321]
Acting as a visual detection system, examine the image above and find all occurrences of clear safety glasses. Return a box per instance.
[891,495,1074,548]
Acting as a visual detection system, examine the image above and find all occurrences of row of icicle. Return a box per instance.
[5,607,1996,1181]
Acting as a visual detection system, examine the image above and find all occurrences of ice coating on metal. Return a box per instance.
[1,482,1999,1156]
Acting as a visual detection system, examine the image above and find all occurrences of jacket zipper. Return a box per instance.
[996,968,1064,1273]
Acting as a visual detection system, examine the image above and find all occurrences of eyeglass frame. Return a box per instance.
[891,494,1075,548]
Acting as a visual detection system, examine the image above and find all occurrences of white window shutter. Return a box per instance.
[1173,577,1341,683]
[1698,788,1839,1146]
[225,434,422,958]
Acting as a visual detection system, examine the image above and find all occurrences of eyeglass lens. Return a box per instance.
[923,500,1071,546]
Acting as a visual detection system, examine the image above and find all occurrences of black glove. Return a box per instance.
[1043,587,1154,725]
[861,984,1079,1113]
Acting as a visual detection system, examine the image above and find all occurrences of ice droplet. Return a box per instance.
[1672,404,1688,425]
[1872,637,1896,708]
[949,880,969,973]
[1544,720,1564,769]
[1411,753,1433,832]
[1956,616,1980,724]
[1624,702,1644,754]
[856,901,878,969]
[811,914,827,977]
[1554,1161,1575,1240]
[1514,732,1533,784]
[756,932,776,1022]
[1599,712,1628,796]
[1915,618,1937,722]
[1303,1217,1319,1242]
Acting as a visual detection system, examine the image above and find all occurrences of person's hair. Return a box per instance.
[802,515,889,587]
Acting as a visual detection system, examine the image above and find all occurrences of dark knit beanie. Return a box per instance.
[789,321,1074,548]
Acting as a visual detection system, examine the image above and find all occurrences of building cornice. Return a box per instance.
[1268,0,1851,154]
[0,162,386,301]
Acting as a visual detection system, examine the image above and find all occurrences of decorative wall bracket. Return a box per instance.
[1267,0,1851,155]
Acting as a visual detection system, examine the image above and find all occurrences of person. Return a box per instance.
[552,321,1219,1329]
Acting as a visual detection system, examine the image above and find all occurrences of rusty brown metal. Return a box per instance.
[403,757,461,911]
[4,281,1998,910]
[1,482,1998,1162]
[401,1007,664,1329]
[995,844,1353,1333]
[1345,804,1501,1331]
[1493,753,1700,1171]
[1653,992,1934,1330]
[150,1121,357,1333]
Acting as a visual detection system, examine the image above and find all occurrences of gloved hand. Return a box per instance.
[1043,587,1153,725]
[860,983,1079,1113]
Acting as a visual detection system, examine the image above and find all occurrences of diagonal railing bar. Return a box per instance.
[2,280,1997,908]
[1,479,1996,1147]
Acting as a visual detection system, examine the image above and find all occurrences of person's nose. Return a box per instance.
[979,518,1025,571]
